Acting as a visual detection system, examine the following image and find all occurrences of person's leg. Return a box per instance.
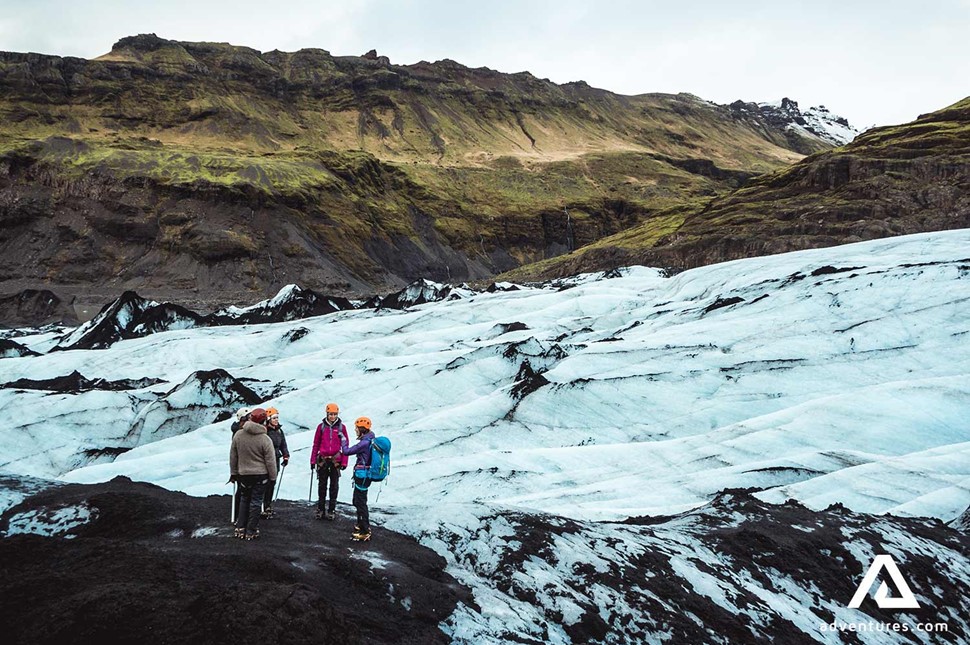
[358,485,369,533]
[353,476,370,534]
[352,478,364,529]
[266,456,280,513]
[237,481,252,535]
[263,480,275,515]
[327,464,339,515]
[247,479,266,536]
[317,462,327,514]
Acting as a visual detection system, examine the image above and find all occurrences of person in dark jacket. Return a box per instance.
[340,416,376,541]
[261,407,290,518]
[230,407,277,540]
[311,403,349,520]
[229,407,251,521]
[230,407,251,435]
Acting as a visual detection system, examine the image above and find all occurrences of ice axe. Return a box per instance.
[274,462,287,501]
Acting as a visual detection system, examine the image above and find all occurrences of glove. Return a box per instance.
[229,474,237,483]
[340,465,346,471]
[282,457,289,467]
[311,463,316,472]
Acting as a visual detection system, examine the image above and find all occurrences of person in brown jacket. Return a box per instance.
[229,407,278,540]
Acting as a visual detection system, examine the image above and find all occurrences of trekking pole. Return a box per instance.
[308,466,314,502]
[231,482,237,524]
[274,463,286,501]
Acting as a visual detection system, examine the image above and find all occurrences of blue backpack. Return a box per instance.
[366,436,391,482]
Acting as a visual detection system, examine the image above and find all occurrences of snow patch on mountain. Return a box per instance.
[758,98,859,145]
[373,279,477,310]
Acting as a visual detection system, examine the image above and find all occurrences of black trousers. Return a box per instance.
[236,474,267,533]
[353,474,371,532]
[317,461,340,512]
[263,457,282,511]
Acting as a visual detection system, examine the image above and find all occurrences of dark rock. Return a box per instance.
[0,476,472,645]
[376,280,463,310]
[0,289,78,328]
[0,338,40,358]
[283,327,310,343]
[1,370,163,393]
[702,296,745,314]
[509,360,549,401]
[51,287,357,351]
[810,265,864,277]
[485,282,522,293]
[213,286,355,325]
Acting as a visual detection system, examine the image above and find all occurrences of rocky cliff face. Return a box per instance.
[505,96,969,281]
[0,35,843,314]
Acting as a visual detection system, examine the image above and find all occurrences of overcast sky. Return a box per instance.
[1,0,966,128]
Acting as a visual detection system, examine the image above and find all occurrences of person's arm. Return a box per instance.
[229,436,238,476]
[263,437,278,481]
[339,426,350,468]
[280,430,289,464]
[310,426,321,467]
[341,434,371,456]
[339,431,356,455]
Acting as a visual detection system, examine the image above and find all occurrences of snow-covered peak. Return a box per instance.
[757,97,859,145]
[214,284,304,317]
[54,291,162,351]
[374,279,478,310]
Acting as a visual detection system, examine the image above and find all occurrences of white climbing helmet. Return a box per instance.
[235,407,252,420]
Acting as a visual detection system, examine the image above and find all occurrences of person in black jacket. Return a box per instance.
[231,407,251,435]
[229,407,251,522]
[261,407,289,518]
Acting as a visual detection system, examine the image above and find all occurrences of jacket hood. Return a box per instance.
[323,417,342,428]
[243,420,268,435]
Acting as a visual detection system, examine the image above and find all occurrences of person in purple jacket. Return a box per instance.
[340,416,376,542]
[310,402,349,520]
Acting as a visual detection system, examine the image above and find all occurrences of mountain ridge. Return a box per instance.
[0,34,851,313]
[502,95,970,281]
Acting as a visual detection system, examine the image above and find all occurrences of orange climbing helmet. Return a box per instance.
[355,416,372,430]
[326,403,339,414]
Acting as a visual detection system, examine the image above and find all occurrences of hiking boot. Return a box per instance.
[260,508,274,519]
[234,527,246,539]
[326,512,335,520]
[315,509,324,520]
[351,530,372,542]
[245,530,260,541]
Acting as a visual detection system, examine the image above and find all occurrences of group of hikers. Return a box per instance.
[228,402,378,542]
